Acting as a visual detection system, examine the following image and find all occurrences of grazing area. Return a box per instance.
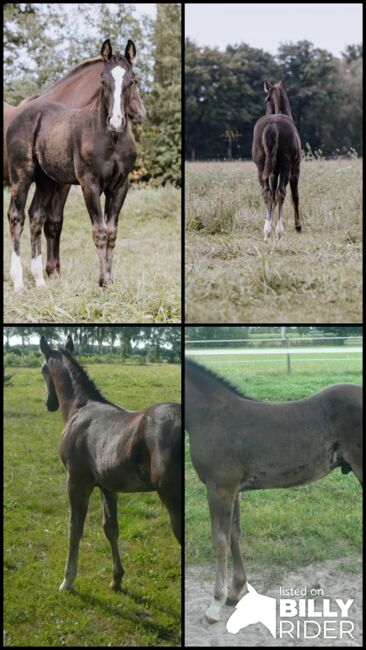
[4,363,181,647]
[185,359,362,644]
[4,185,181,323]
[185,159,362,323]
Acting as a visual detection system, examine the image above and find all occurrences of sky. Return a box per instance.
[185,3,363,56]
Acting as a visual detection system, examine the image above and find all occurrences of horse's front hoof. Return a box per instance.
[295,225,302,232]
[110,582,122,592]
[59,580,72,591]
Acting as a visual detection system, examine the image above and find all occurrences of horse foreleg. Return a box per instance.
[104,178,129,283]
[227,492,247,605]
[101,489,124,591]
[60,477,93,591]
[81,181,108,287]
[205,483,236,624]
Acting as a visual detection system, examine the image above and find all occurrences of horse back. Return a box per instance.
[252,114,301,166]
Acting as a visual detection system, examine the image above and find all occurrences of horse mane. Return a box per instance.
[60,348,113,407]
[185,358,257,400]
[41,56,102,93]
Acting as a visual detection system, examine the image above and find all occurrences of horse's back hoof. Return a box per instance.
[226,596,238,606]
[295,225,302,232]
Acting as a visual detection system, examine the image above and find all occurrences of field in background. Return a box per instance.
[185,159,362,323]
[4,364,181,646]
[185,358,362,567]
[4,185,181,323]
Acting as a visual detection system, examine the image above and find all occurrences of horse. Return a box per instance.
[252,80,302,241]
[185,359,362,624]
[40,335,181,592]
[6,39,146,289]
[4,55,109,283]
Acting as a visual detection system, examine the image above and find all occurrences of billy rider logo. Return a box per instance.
[226,582,355,640]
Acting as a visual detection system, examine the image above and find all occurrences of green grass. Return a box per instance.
[4,364,181,647]
[4,184,181,323]
[185,360,362,568]
[185,159,362,323]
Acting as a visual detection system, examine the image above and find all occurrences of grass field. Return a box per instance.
[4,184,181,323]
[185,159,362,323]
[185,358,362,568]
[4,363,181,647]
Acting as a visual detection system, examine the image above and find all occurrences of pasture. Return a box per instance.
[4,184,181,323]
[185,159,362,323]
[4,363,181,647]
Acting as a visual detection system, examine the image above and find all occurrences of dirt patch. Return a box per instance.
[185,557,362,646]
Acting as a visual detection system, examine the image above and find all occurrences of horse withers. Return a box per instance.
[252,80,301,241]
[7,39,146,289]
[40,335,181,592]
[185,359,362,624]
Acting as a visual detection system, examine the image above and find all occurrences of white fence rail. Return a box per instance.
[185,337,362,374]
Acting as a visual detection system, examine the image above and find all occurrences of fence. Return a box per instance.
[185,336,362,375]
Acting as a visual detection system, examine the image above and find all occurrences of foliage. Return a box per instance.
[185,38,362,159]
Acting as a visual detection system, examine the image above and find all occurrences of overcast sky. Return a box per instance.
[185,3,363,56]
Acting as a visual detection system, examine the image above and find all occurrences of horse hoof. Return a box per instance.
[110,582,122,592]
[295,225,302,232]
[204,614,219,625]
[59,580,72,591]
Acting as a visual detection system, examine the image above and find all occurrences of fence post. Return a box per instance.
[281,327,291,374]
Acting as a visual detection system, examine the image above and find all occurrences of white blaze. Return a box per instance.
[10,252,24,291]
[31,254,46,287]
[110,67,125,129]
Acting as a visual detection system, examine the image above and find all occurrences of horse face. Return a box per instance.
[41,361,59,412]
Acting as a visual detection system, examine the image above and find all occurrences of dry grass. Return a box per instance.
[185,159,362,323]
[4,184,181,323]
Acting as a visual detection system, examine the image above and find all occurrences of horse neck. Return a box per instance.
[39,61,103,109]
[51,367,76,422]
[278,90,293,118]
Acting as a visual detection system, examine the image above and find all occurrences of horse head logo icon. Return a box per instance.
[226,582,277,637]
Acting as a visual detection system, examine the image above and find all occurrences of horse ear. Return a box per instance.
[125,39,136,65]
[65,335,74,353]
[40,335,52,359]
[264,80,272,93]
[101,39,113,61]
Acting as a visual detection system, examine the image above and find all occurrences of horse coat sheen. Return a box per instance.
[185,359,362,624]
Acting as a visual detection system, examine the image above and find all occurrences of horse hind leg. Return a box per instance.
[100,489,124,591]
[44,184,70,277]
[290,169,301,232]
[205,483,236,623]
[226,492,247,605]
[157,481,181,544]
[8,171,34,291]
[276,168,290,239]
[262,180,276,243]
[29,185,48,287]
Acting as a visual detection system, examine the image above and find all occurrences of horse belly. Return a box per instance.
[96,460,154,493]
[36,124,77,184]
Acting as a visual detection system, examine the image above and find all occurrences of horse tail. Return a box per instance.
[262,123,279,185]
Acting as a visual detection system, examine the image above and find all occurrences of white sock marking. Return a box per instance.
[31,254,46,287]
[10,252,24,291]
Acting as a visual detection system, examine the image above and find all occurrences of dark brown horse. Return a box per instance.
[40,335,181,591]
[4,56,107,285]
[6,39,146,289]
[252,80,301,241]
[185,359,362,624]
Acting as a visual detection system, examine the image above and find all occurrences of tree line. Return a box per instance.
[3,326,181,362]
[185,39,362,160]
[4,3,181,187]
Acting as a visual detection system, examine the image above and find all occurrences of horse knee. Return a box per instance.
[44,218,63,240]
[92,224,107,249]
